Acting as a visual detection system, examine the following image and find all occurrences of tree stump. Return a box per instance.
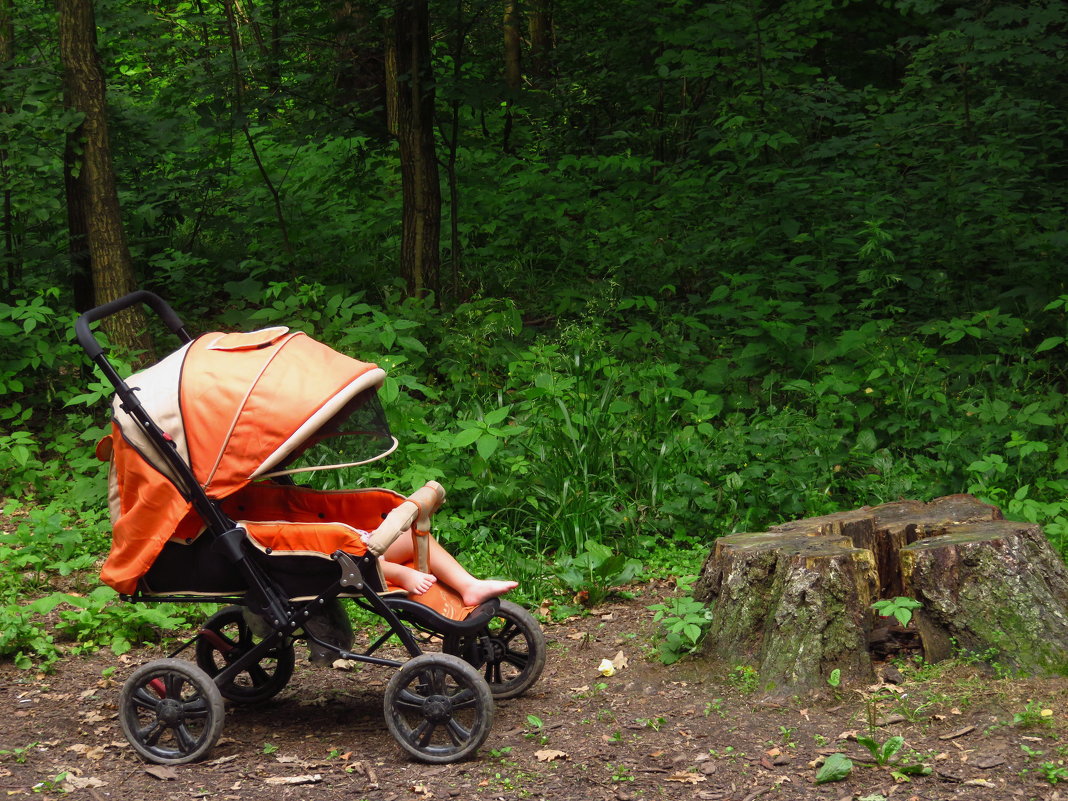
[695,495,1068,695]
[901,522,1068,674]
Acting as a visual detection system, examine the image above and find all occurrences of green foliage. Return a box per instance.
[872,597,923,628]
[5,0,1068,668]
[647,576,712,664]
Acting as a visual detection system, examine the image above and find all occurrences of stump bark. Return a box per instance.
[695,495,1068,696]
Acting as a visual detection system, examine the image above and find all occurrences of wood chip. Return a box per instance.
[975,755,1006,769]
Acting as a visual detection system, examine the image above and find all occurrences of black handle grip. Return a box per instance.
[75,290,188,359]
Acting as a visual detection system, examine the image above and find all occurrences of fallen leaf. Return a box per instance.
[411,782,432,798]
[264,774,322,786]
[62,776,105,791]
[144,765,179,781]
[535,749,568,762]
[332,659,357,670]
[611,650,628,671]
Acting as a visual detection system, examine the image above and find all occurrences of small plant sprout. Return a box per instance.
[871,597,922,627]
[524,714,549,744]
[1014,700,1055,728]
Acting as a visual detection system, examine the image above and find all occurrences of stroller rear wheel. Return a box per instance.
[456,600,546,700]
[195,605,295,704]
[119,659,225,765]
[383,653,494,763]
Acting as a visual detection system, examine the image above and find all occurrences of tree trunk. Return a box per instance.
[58,0,150,352]
[527,0,552,85]
[333,0,387,131]
[695,495,1068,696]
[0,0,17,295]
[390,0,440,298]
[501,0,521,153]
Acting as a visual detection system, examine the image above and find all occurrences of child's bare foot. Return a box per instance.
[461,579,518,607]
[393,565,437,595]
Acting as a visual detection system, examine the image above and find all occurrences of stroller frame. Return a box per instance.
[76,291,545,765]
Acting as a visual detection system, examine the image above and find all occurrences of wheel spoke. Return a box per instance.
[246,663,271,686]
[396,688,426,711]
[503,649,529,670]
[163,672,186,699]
[426,668,447,695]
[138,721,166,747]
[174,723,198,754]
[496,620,518,641]
[448,687,476,710]
[408,719,436,748]
[131,687,161,712]
[445,717,472,746]
[182,697,209,719]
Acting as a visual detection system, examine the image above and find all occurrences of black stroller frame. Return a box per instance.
[76,291,546,765]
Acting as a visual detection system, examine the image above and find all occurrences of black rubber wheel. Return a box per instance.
[118,659,225,765]
[383,653,494,763]
[194,605,295,704]
[457,600,546,700]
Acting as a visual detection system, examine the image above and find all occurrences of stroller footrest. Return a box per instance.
[384,597,500,634]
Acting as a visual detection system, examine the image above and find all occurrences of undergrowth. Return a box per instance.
[2,284,1068,668]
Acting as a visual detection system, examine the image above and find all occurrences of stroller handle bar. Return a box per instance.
[364,481,447,573]
[76,290,191,360]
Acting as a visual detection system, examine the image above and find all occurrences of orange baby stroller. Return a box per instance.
[76,291,545,765]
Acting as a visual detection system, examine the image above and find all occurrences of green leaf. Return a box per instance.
[880,736,905,762]
[451,427,482,448]
[476,434,499,460]
[483,405,511,426]
[1035,337,1064,353]
[815,753,853,784]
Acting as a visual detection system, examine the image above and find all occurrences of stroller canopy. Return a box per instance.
[99,327,387,593]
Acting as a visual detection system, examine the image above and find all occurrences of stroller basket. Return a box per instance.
[76,291,545,765]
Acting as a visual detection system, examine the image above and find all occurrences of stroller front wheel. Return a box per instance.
[383,653,494,763]
[119,658,225,765]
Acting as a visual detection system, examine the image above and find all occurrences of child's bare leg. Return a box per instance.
[379,560,436,595]
[384,532,516,606]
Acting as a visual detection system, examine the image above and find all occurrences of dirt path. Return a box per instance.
[2,590,1067,801]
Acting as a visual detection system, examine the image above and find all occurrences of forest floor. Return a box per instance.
[1,584,1067,801]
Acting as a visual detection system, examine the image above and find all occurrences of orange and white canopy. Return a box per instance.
[99,327,386,593]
